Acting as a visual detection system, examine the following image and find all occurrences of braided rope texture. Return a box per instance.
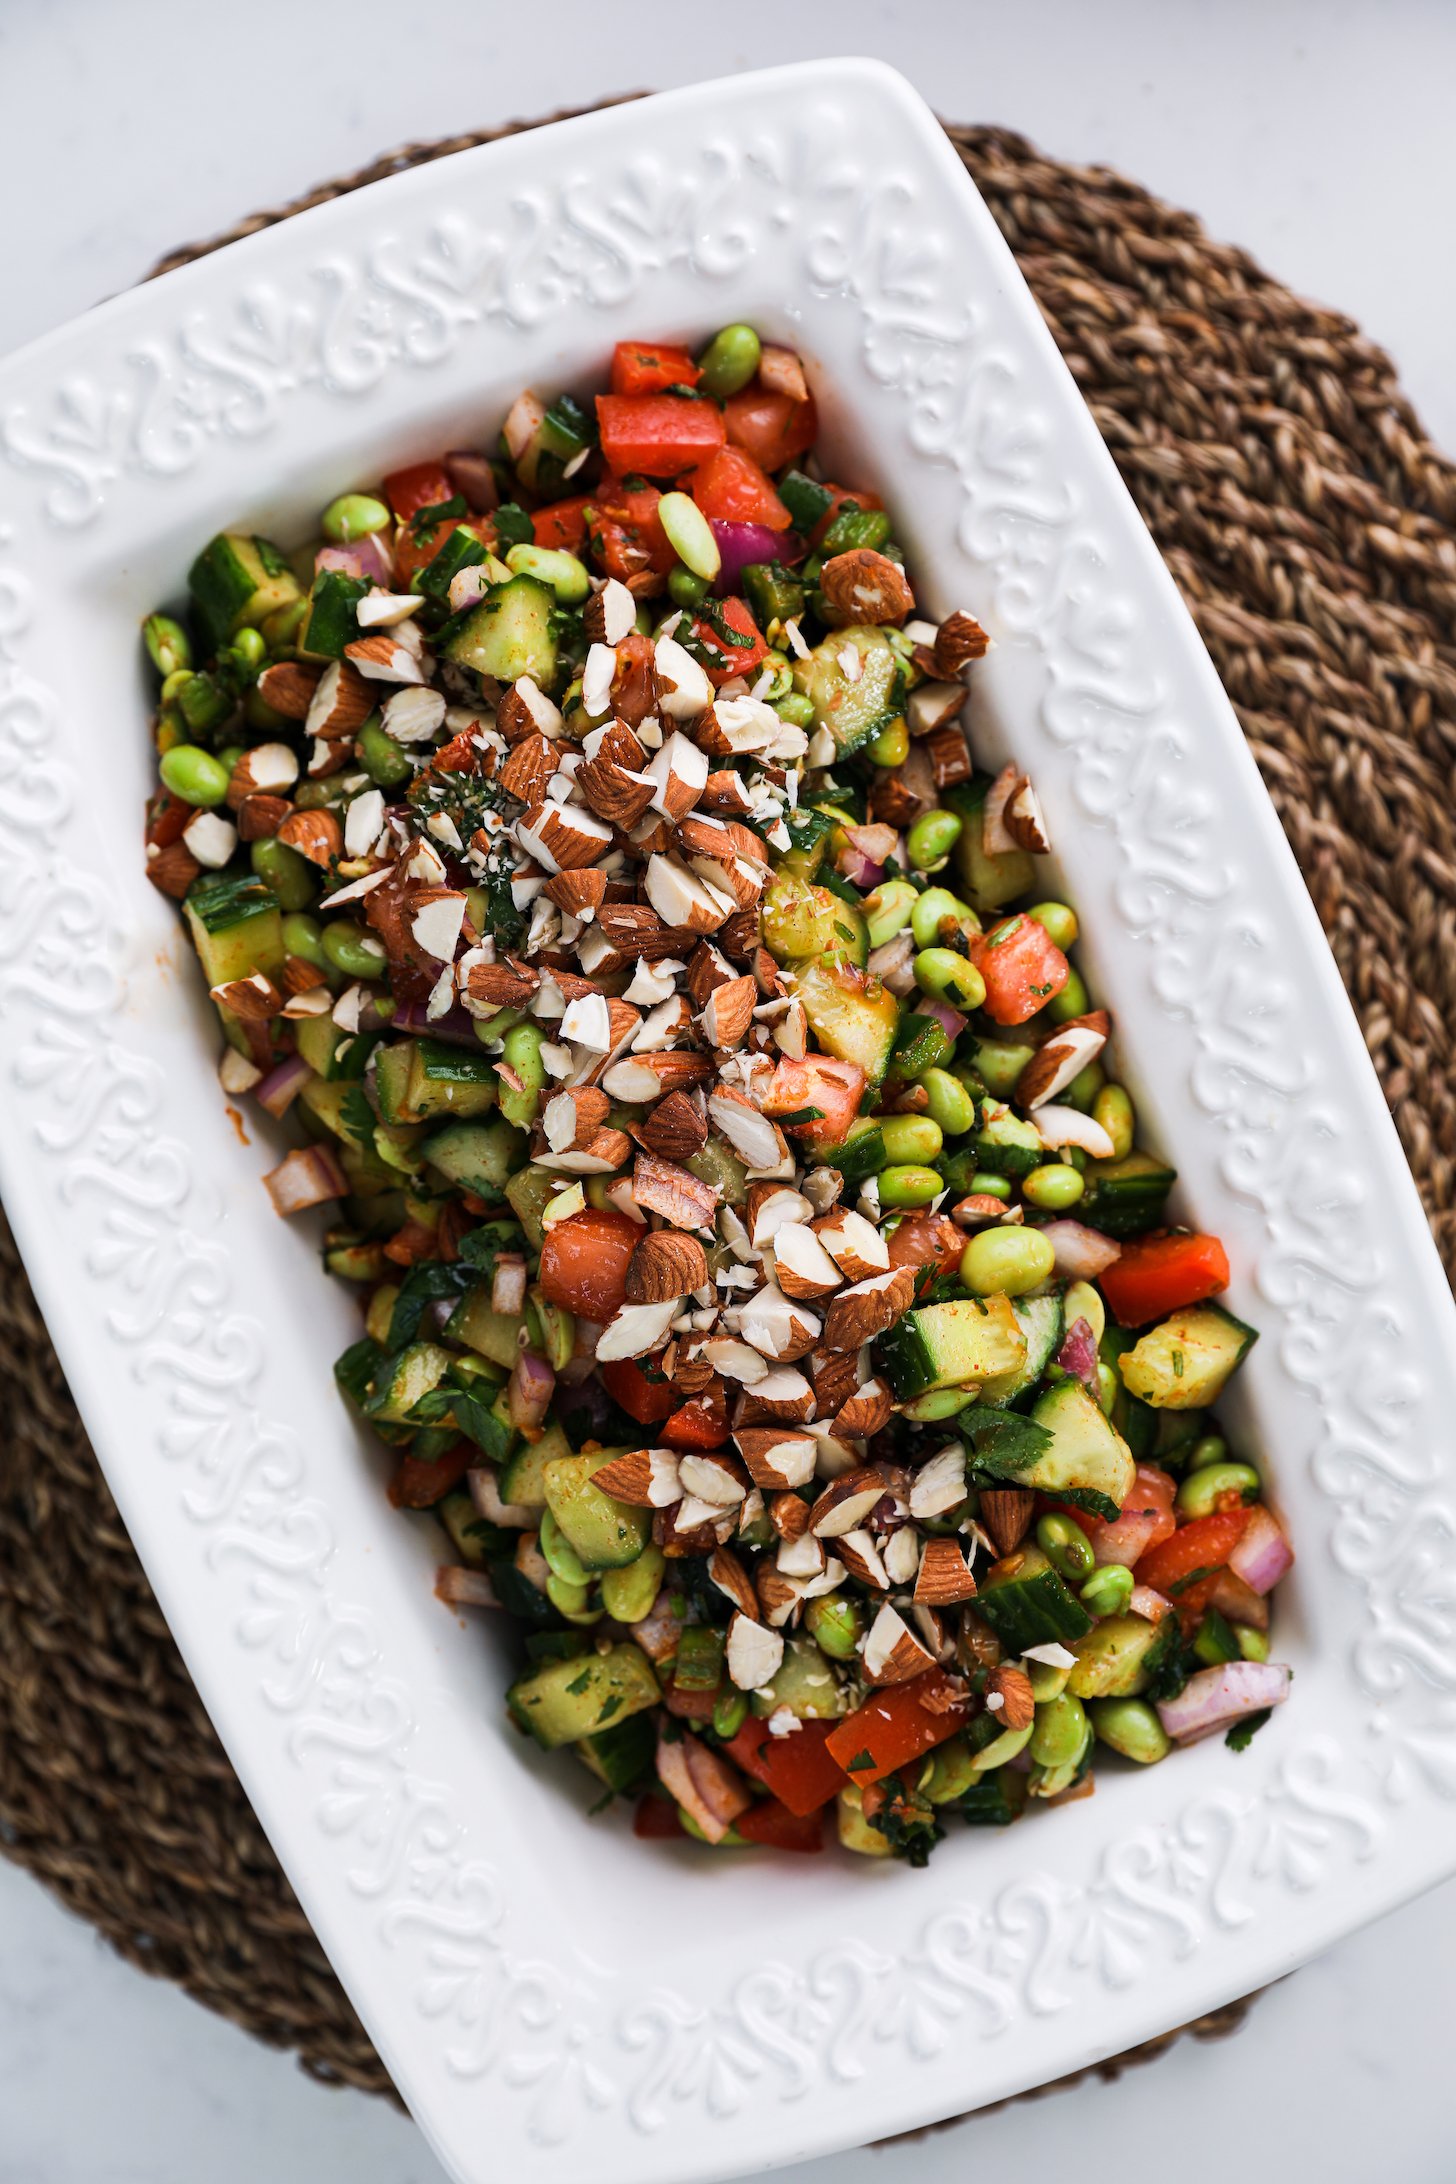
[6,104,1452,2104]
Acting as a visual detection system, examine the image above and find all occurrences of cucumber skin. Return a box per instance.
[444,573,557,686]
[507,1645,660,1750]
[975,1548,1093,1651]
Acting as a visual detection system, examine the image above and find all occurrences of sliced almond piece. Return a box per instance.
[587,1447,683,1509]
[625,1229,708,1305]
[633,1151,719,1231]
[811,1206,889,1283]
[738,1282,820,1363]
[978,1486,1035,1556]
[701,974,756,1051]
[908,1444,967,1521]
[644,852,731,935]
[602,1051,715,1102]
[345,633,426,684]
[256,659,322,720]
[1015,1014,1111,1109]
[746,1182,812,1250]
[906,680,967,738]
[209,972,283,1021]
[698,1337,771,1385]
[678,1452,749,1508]
[634,1089,708,1163]
[833,1376,893,1438]
[914,1537,979,1607]
[777,1530,827,1579]
[733,1428,817,1492]
[725,1611,783,1689]
[822,1264,916,1352]
[276,808,342,867]
[709,1547,760,1621]
[516,801,615,874]
[835,1528,890,1591]
[594,1298,681,1363]
[1034,1103,1117,1160]
[499,732,555,807]
[982,762,1021,856]
[768,1490,811,1541]
[735,1368,816,1427]
[303,659,373,744]
[542,1085,610,1153]
[708,1086,793,1178]
[925,721,974,790]
[1004,776,1051,855]
[985,1662,1035,1730]
[646,730,709,822]
[863,1603,937,1685]
[931,610,990,677]
[807,1466,886,1538]
[818,549,915,628]
[772,1224,844,1302]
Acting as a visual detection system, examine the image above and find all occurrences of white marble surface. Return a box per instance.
[2,1,1454,2176]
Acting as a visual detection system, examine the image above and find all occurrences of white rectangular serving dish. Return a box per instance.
[3,59,1455,2184]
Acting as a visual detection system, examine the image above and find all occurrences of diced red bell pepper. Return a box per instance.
[967,914,1071,1026]
[724,384,818,471]
[596,393,725,480]
[599,1356,677,1426]
[759,1054,866,1148]
[689,445,792,530]
[633,1793,686,1840]
[689,594,770,685]
[1133,1509,1250,1599]
[532,494,592,552]
[388,1439,473,1510]
[807,482,884,549]
[537,1209,641,1320]
[725,1717,847,1817]
[382,460,455,522]
[1099,1232,1232,1327]
[823,1670,970,1788]
[611,341,701,396]
[735,1797,825,1852]
[660,1384,729,1451]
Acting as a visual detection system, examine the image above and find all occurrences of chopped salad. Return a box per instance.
[142,322,1294,1863]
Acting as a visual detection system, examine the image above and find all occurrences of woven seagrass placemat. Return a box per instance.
[4,101,1455,2110]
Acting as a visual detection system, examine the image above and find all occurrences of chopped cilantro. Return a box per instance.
[1226,1708,1272,1752]
[493,501,534,549]
[847,1748,876,1772]
[339,1084,376,1146]
[564,1667,593,1695]
[409,493,468,541]
[596,1695,623,1725]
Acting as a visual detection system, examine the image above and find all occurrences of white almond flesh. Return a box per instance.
[863,1603,936,1683]
[726,1613,784,1692]
[594,1299,680,1362]
[1035,1103,1117,1159]
[773,1224,844,1297]
[883,1527,922,1587]
[653,634,713,721]
[699,1337,770,1384]
[909,1443,968,1520]
[1021,1024,1107,1108]
[776,1531,827,1578]
[411,894,467,961]
[678,1454,747,1507]
[739,1283,820,1360]
[815,1206,890,1280]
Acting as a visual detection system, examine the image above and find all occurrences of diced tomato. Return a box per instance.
[823,1670,970,1788]
[967,914,1071,1026]
[1066,1463,1177,1567]
[724,384,818,471]
[688,445,792,530]
[388,1439,472,1510]
[633,1793,686,1841]
[660,1384,729,1451]
[1133,1509,1251,1600]
[537,1210,641,1321]
[611,341,701,397]
[532,494,592,552]
[759,1054,866,1148]
[599,1356,677,1426]
[587,479,676,581]
[885,1215,964,1279]
[596,393,725,480]
[689,594,770,686]
[1099,1232,1232,1328]
[735,1797,825,1853]
[393,515,493,588]
[725,1718,847,1817]
[382,461,454,522]
[808,482,884,549]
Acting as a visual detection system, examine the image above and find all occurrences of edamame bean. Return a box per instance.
[970,1171,1012,1201]
[696,323,761,399]
[229,626,267,673]
[922,1733,978,1804]
[656,491,721,582]
[323,919,388,980]
[960,1226,1056,1297]
[1080,1563,1134,1617]
[668,565,710,610]
[906,807,963,873]
[806,1593,864,1660]
[755,650,794,702]
[918,1067,976,1138]
[878,1113,943,1164]
[294,780,340,811]
[774,690,817,728]
[970,1720,1034,1772]
[143,612,192,678]
[910,887,977,949]
[1036,1512,1097,1582]
[260,596,308,651]
[1093,1082,1135,1160]
[1027,900,1079,951]
[281,913,330,970]
[1063,1278,1106,1346]
[1096,1361,1119,1416]
[216,745,246,777]
[505,542,591,605]
[1234,1624,1270,1663]
[862,879,919,948]
[159,743,230,807]
[1047,967,1090,1023]
[545,1572,594,1619]
[358,717,413,790]
[914,947,986,1010]
[160,669,195,706]
[1186,1434,1228,1471]
[1022,1162,1085,1211]
[245,686,288,734]
[1062,1060,1106,1113]
[321,492,390,543]
[1026,1659,1071,1703]
[1090,1697,1169,1764]
[867,717,909,767]
[1176,1461,1260,1518]
[252,836,317,912]
[540,1509,588,1587]
[712,1688,750,1740]
[499,1022,546,1129]
[898,1387,975,1424]
[878,1164,943,1208]
[1029,1690,1090,1771]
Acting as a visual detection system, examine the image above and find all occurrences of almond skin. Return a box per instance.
[913,1536,979,1607]
[822,1265,916,1352]
[979,1487,1036,1557]
[818,548,915,628]
[276,809,342,867]
[985,1662,1035,1731]
[236,792,291,841]
[635,1090,709,1163]
[256,659,322,720]
[633,1151,719,1231]
[931,609,991,676]
[500,732,555,806]
[145,839,201,898]
[626,1230,709,1305]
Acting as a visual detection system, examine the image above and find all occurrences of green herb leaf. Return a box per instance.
[958,1404,1053,1478]
[409,493,468,541]
[1226,1707,1272,1753]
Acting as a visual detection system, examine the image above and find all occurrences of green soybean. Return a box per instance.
[712,1688,750,1740]
[668,565,711,610]
[1093,1082,1135,1160]
[1022,1162,1085,1211]
[499,1022,546,1129]
[261,596,308,651]
[1090,1697,1169,1765]
[358,717,413,790]
[879,1113,943,1165]
[1047,968,1090,1023]
[960,1226,1055,1297]
[540,1508,589,1587]
[1027,900,1078,951]
[774,690,817,729]
[281,913,330,971]
[656,491,721,582]
[229,626,267,673]
[899,1387,976,1424]
[545,1572,593,1619]
[914,947,986,1010]
[1063,1278,1106,1346]
[1036,1512,1097,1582]
[1029,1690,1090,1771]
[321,492,390,543]
[1096,1361,1119,1416]
[1026,1659,1071,1703]
[143,612,192,678]
[862,879,919,948]
[970,1171,1011,1201]
[323,920,388,980]
[159,744,230,808]
[867,718,910,767]
[806,1593,865,1660]
[878,1164,943,1208]
[922,1733,979,1804]
[911,887,977,950]
[969,1720,1033,1772]
[160,668,195,707]
[1062,1061,1106,1113]
[906,807,963,873]
[918,1067,976,1138]
[696,323,762,399]
[252,837,318,912]
[1187,1435,1229,1471]
[505,542,591,605]
[245,686,289,734]
[1080,1563,1134,1617]
[1176,1462,1260,1518]
[599,1544,666,1624]
[1234,1624,1271,1663]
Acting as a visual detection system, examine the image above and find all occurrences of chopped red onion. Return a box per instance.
[1129,1584,1174,1623]
[435,1565,500,1610]
[468,1467,533,1528]
[1055,1316,1099,1386]
[315,543,365,578]
[1040,1219,1123,1280]
[261,1143,347,1216]
[445,449,499,514]
[492,1253,528,1317]
[838,847,885,891]
[917,998,968,1044]
[1228,1505,1294,1596]
[867,933,917,996]
[709,520,784,594]
[508,1349,555,1434]
[255,1051,313,1118]
[391,999,481,1047]
[1157,1660,1291,1744]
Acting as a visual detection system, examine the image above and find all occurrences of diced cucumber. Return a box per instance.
[748,1636,848,1720]
[447,1289,529,1371]
[546,1446,650,1571]
[374,1039,499,1125]
[975,1544,1093,1652]
[1119,1304,1257,1410]
[188,532,300,652]
[1080,1150,1177,1239]
[423,1117,523,1201]
[794,958,899,1088]
[363,1341,453,1426]
[416,524,489,604]
[1024,1381,1136,1513]
[821,1119,885,1185]
[443,573,557,686]
[971,1105,1045,1180]
[880,1296,1027,1401]
[577,1710,656,1793]
[791,626,903,759]
[504,1164,559,1249]
[499,1420,577,1513]
[294,1014,346,1079]
[299,568,370,659]
[947,776,1036,911]
[1066,1612,1173,1699]
[297,1076,374,1147]
[507,1644,660,1750]
[687,1137,748,1208]
[184,873,285,988]
[439,1488,497,1570]
[969,1034,1038,1100]
[980,1291,1066,1408]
